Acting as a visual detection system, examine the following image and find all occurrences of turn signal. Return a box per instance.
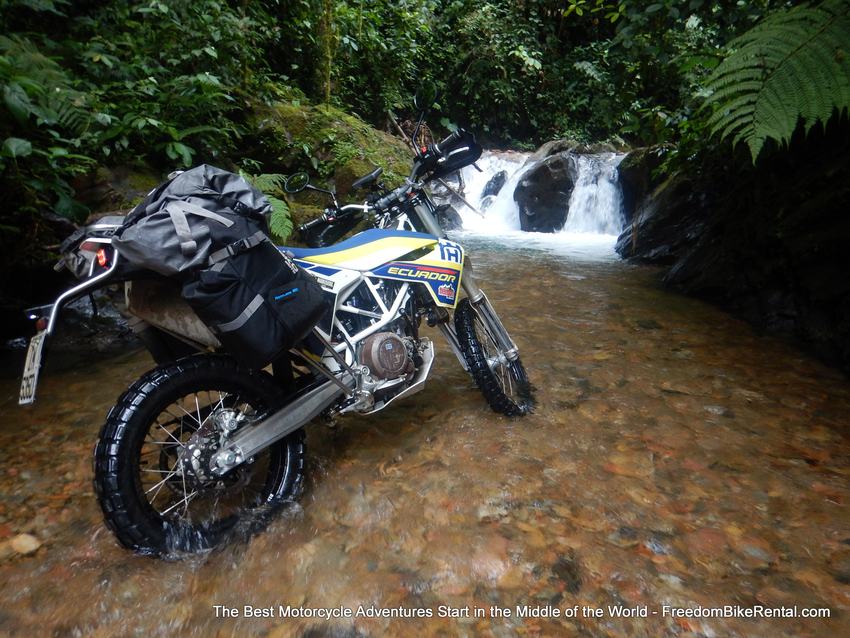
[96,248,109,267]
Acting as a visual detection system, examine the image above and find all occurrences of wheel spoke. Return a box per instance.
[145,470,178,498]
[160,489,200,517]
[155,423,186,447]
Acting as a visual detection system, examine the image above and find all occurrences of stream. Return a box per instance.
[1,154,849,637]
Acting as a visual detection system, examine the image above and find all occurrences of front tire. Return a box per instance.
[93,354,305,556]
[455,298,533,416]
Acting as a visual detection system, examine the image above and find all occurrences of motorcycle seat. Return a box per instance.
[280,228,438,270]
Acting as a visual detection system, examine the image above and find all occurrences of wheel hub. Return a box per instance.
[179,408,242,489]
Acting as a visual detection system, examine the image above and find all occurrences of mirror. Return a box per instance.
[413,83,439,111]
[283,171,310,193]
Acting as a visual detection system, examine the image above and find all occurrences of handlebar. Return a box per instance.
[298,216,326,233]
[298,128,479,233]
[434,129,463,153]
[298,203,372,234]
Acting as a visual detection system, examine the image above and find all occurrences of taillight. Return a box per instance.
[36,317,48,332]
[96,248,109,267]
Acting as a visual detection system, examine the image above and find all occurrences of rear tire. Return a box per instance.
[455,298,533,416]
[93,354,304,556]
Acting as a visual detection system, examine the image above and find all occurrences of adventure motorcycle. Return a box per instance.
[18,123,532,556]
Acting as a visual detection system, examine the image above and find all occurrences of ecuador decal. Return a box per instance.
[372,262,462,307]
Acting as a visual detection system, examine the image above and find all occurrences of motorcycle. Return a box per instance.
[18,113,532,556]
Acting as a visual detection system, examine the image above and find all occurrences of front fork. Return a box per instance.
[412,200,520,365]
[460,257,520,362]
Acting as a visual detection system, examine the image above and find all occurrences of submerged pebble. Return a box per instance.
[1,243,849,636]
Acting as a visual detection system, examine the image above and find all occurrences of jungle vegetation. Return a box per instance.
[0,0,848,266]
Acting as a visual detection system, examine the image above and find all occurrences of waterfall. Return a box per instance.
[454,150,625,237]
[454,151,528,232]
[562,153,625,235]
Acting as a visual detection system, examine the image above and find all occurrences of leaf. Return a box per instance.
[2,137,33,158]
[703,0,850,162]
[3,83,35,124]
[267,195,293,242]
[53,190,89,221]
[165,141,193,166]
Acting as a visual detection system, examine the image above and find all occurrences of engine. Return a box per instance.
[360,332,414,379]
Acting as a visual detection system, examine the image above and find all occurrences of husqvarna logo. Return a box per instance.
[439,241,463,264]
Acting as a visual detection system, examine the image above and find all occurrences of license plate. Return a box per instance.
[19,330,47,405]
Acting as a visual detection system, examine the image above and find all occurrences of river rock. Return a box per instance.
[513,153,578,233]
[617,145,666,224]
[616,118,850,371]
[528,138,579,162]
[615,173,706,263]
[481,170,507,199]
[10,533,42,555]
[435,203,463,231]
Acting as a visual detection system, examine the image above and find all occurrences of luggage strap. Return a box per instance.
[214,294,264,334]
[208,230,268,265]
[165,201,235,257]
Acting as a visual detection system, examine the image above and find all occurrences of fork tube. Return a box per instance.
[413,197,518,360]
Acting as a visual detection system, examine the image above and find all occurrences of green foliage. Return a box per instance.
[0,33,97,223]
[1,0,843,261]
[241,171,294,242]
[249,98,411,189]
[703,0,850,160]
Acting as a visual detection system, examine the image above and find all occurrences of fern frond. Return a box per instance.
[703,0,850,161]
[240,171,293,241]
[248,172,287,194]
[267,195,293,242]
[0,35,91,134]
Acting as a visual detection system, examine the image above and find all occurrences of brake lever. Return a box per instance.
[472,162,483,172]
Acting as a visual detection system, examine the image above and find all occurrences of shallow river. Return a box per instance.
[1,237,849,637]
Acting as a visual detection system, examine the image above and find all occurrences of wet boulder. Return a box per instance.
[617,145,667,225]
[528,138,579,162]
[616,117,850,371]
[435,203,463,231]
[513,153,578,233]
[481,170,507,199]
[615,173,706,263]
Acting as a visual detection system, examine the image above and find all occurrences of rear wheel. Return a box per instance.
[455,298,533,416]
[93,354,304,556]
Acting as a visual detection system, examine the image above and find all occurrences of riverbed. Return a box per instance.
[1,238,849,637]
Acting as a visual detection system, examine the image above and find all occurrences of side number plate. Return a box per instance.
[19,330,47,405]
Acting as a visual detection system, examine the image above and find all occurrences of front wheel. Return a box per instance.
[93,354,305,556]
[455,298,533,416]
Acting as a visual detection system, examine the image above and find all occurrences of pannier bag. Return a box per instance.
[113,165,273,277]
[182,240,327,370]
[113,164,328,369]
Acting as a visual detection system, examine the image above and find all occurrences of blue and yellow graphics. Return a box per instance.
[282,229,464,308]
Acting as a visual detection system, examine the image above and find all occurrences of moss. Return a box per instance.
[287,202,325,231]
[247,97,412,194]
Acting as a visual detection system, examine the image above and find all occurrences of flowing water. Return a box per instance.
[1,162,850,637]
[456,150,625,238]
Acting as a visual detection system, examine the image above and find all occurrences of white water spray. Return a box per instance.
[562,153,625,235]
[455,150,625,235]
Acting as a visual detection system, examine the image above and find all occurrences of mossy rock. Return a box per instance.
[288,202,325,231]
[74,164,162,218]
[247,98,411,194]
